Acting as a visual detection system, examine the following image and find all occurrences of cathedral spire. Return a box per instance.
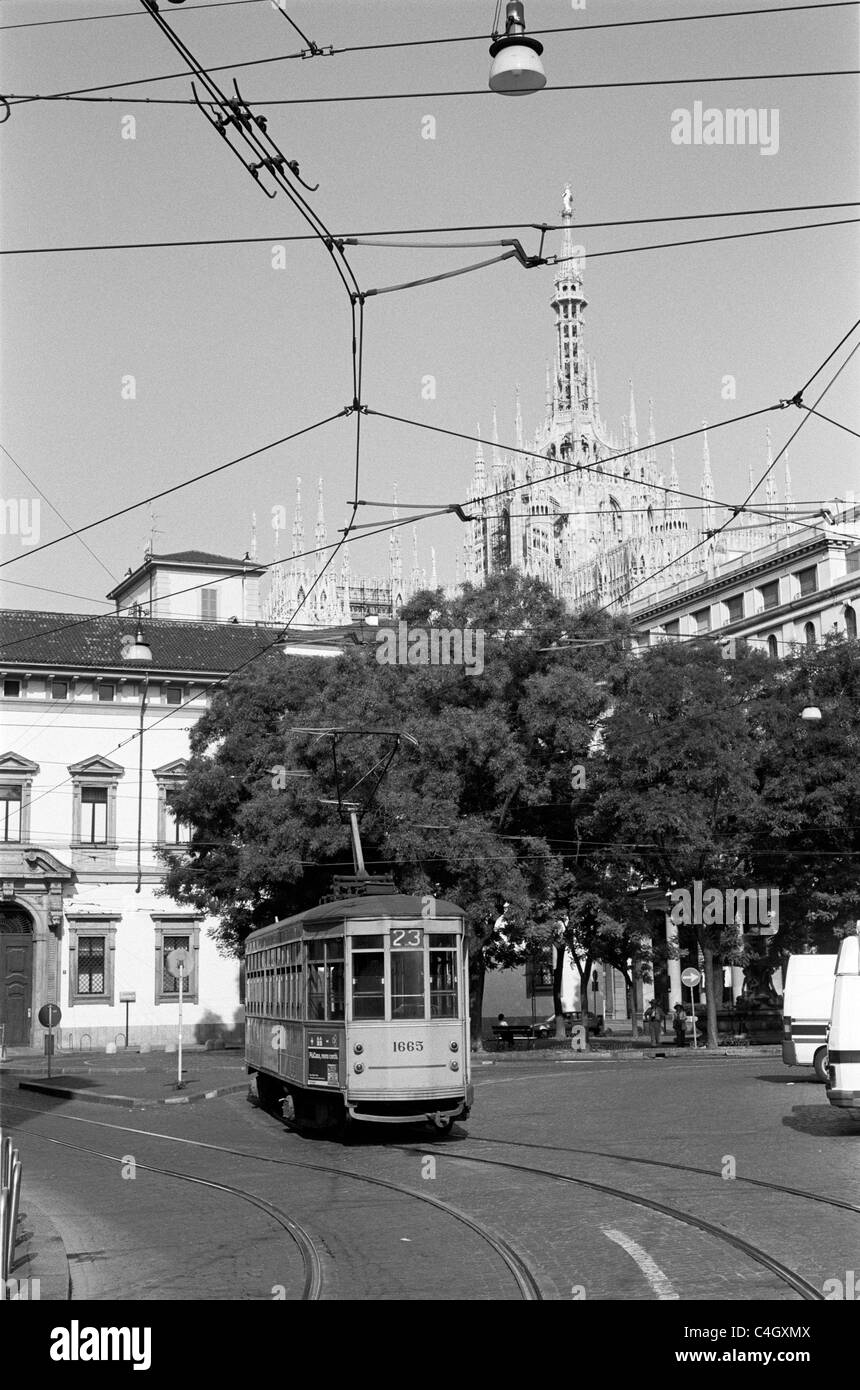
[628,380,638,448]
[430,546,438,589]
[410,524,421,592]
[314,477,326,570]
[648,398,656,447]
[765,430,779,540]
[474,423,486,493]
[515,386,523,454]
[701,422,714,533]
[292,476,304,561]
[551,183,587,413]
[250,511,257,562]
[668,445,680,508]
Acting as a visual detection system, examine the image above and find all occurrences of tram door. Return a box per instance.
[0,909,33,1045]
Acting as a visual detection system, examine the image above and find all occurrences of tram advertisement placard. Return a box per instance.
[307,1031,340,1086]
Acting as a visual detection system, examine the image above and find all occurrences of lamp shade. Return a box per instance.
[800,705,822,721]
[489,34,546,94]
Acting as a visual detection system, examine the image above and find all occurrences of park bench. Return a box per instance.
[492,1024,544,1047]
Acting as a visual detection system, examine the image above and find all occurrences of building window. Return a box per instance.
[847,606,857,640]
[164,792,190,845]
[98,683,116,702]
[0,784,22,842]
[154,760,190,846]
[725,594,744,624]
[796,566,818,597]
[154,922,200,1004]
[67,921,118,1006]
[759,579,780,611]
[663,620,680,640]
[201,589,218,621]
[0,755,39,842]
[693,608,710,635]
[69,756,124,849]
[80,787,108,844]
[767,634,779,658]
[51,679,69,701]
[3,680,21,698]
[163,684,182,705]
[804,621,816,649]
[526,947,555,998]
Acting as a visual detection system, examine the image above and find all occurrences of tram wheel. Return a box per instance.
[813,1047,829,1084]
[256,1072,285,1113]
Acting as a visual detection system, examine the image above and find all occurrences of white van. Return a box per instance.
[781,954,837,1082]
[827,934,860,1115]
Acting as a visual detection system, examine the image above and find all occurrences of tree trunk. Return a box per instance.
[701,939,720,1049]
[553,945,566,1038]
[623,970,639,1039]
[470,951,486,1052]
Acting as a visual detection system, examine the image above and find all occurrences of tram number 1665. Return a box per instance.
[393,1040,424,1053]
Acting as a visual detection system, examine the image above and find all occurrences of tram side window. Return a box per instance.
[352,935,385,1019]
[307,941,326,1020]
[429,935,458,1018]
[392,948,425,1020]
[327,939,344,1021]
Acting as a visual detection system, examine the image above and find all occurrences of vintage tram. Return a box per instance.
[245,885,472,1134]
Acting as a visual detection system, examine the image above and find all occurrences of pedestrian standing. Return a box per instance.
[645,999,667,1046]
[673,1002,687,1048]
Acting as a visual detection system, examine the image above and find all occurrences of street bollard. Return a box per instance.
[1,1135,11,1188]
[6,1160,22,1279]
[0,1189,8,1282]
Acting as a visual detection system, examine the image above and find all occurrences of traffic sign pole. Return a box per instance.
[690,985,698,1049]
[680,967,702,1050]
[177,966,184,1090]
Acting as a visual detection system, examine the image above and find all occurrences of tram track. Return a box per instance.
[5,1100,542,1301]
[465,1133,860,1215]
[393,1139,827,1301]
[15,1128,324,1301]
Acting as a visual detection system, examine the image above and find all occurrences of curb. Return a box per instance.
[474,1046,781,1064]
[18,1080,249,1109]
[7,1196,71,1301]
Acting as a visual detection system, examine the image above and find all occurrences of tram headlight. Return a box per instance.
[354,1062,364,1074]
[449,1041,459,1052]
[449,1060,459,1071]
[353,1043,363,1054]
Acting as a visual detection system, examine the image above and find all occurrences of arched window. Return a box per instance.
[804,621,816,649]
[846,605,857,639]
[767,635,778,659]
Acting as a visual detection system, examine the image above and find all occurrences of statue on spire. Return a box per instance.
[562,184,573,218]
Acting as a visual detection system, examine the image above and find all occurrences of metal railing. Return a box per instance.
[0,1131,22,1284]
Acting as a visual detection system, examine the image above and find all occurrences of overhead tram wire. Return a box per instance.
[0,410,346,572]
[135,0,366,543]
[591,336,860,621]
[7,68,858,109]
[0,0,268,30]
[0,442,119,583]
[4,203,858,257]
[2,0,856,33]
[362,404,839,541]
[802,407,860,440]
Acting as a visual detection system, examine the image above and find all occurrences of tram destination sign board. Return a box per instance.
[390,927,424,949]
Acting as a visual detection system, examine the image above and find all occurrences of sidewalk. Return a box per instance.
[476,1042,781,1063]
[3,1046,249,1108]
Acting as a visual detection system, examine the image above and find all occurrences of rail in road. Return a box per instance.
[5,1099,542,1302]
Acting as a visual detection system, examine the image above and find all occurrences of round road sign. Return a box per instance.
[680,967,701,988]
[38,1003,62,1028]
[166,948,192,980]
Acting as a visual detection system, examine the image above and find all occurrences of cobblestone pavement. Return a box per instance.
[3,1055,858,1301]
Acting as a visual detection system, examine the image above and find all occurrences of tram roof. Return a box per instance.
[247,894,465,941]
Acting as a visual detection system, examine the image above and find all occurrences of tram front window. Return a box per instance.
[353,936,385,1019]
[391,949,425,1019]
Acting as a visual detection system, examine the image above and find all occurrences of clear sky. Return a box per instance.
[1,0,858,614]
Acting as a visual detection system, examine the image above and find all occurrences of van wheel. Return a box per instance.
[813,1047,829,1084]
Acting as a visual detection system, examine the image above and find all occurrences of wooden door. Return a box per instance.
[0,914,33,1046]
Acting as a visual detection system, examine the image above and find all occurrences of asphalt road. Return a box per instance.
[3,1055,858,1302]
